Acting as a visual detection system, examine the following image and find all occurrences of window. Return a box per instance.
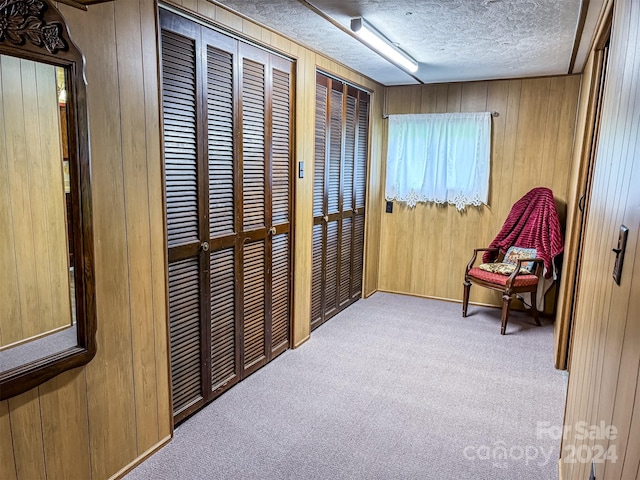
[385,112,491,211]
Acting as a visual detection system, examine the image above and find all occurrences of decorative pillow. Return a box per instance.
[502,246,537,272]
[478,263,531,276]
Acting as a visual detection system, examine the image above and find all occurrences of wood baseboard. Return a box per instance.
[293,335,310,349]
[376,288,496,307]
[558,458,565,480]
[363,288,378,299]
[110,434,172,480]
[375,289,555,317]
[0,324,74,351]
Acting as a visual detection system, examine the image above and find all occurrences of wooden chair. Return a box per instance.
[462,248,545,335]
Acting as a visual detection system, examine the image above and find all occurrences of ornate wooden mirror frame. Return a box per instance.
[0,0,96,399]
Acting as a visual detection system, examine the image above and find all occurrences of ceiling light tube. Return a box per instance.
[350,17,418,73]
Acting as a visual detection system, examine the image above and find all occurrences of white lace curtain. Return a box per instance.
[385,112,491,211]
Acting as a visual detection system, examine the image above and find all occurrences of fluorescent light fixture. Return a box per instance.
[350,17,418,73]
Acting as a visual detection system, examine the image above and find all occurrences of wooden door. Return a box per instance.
[238,43,292,377]
[161,15,208,420]
[160,9,293,423]
[311,73,369,330]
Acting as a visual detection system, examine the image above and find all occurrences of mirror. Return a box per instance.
[0,0,96,400]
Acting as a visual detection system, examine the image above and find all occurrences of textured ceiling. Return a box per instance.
[215,0,586,86]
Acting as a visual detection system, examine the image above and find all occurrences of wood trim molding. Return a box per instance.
[376,289,494,308]
[558,458,565,480]
[292,335,310,349]
[363,288,378,299]
[109,435,172,480]
[554,0,613,371]
[0,325,73,352]
[568,0,590,73]
[376,288,548,314]
[593,0,614,50]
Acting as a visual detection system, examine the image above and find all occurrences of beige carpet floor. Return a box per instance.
[126,292,567,480]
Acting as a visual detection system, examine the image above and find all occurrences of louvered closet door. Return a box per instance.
[269,58,293,358]
[202,26,240,400]
[311,73,369,330]
[160,9,293,424]
[161,15,208,421]
[324,81,343,320]
[238,44,292,377]
[310,78,327,330]
[351,90,369,300]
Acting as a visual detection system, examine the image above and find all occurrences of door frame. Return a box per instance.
[554,2,613,370]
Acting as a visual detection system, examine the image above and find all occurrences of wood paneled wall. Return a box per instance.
[0,56,71,348]
[561,0,640,478]
[378,76,581,311]
[0,2,170,479]
[0,1,385,478]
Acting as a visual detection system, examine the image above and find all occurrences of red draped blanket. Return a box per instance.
[482,187,563,278]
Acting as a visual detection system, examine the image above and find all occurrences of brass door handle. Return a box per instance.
[323,215,329,223]
[268,226,276,235]
[201,242,209,252]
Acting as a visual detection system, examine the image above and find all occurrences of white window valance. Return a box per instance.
[385,112,491,211]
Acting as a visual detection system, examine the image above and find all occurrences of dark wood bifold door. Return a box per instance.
[311,73,369,330]
[160,9,293,423]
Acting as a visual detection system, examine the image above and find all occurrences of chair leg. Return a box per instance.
[530,297,542,326]
[462,280,471,317]
[500,294,512,335]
